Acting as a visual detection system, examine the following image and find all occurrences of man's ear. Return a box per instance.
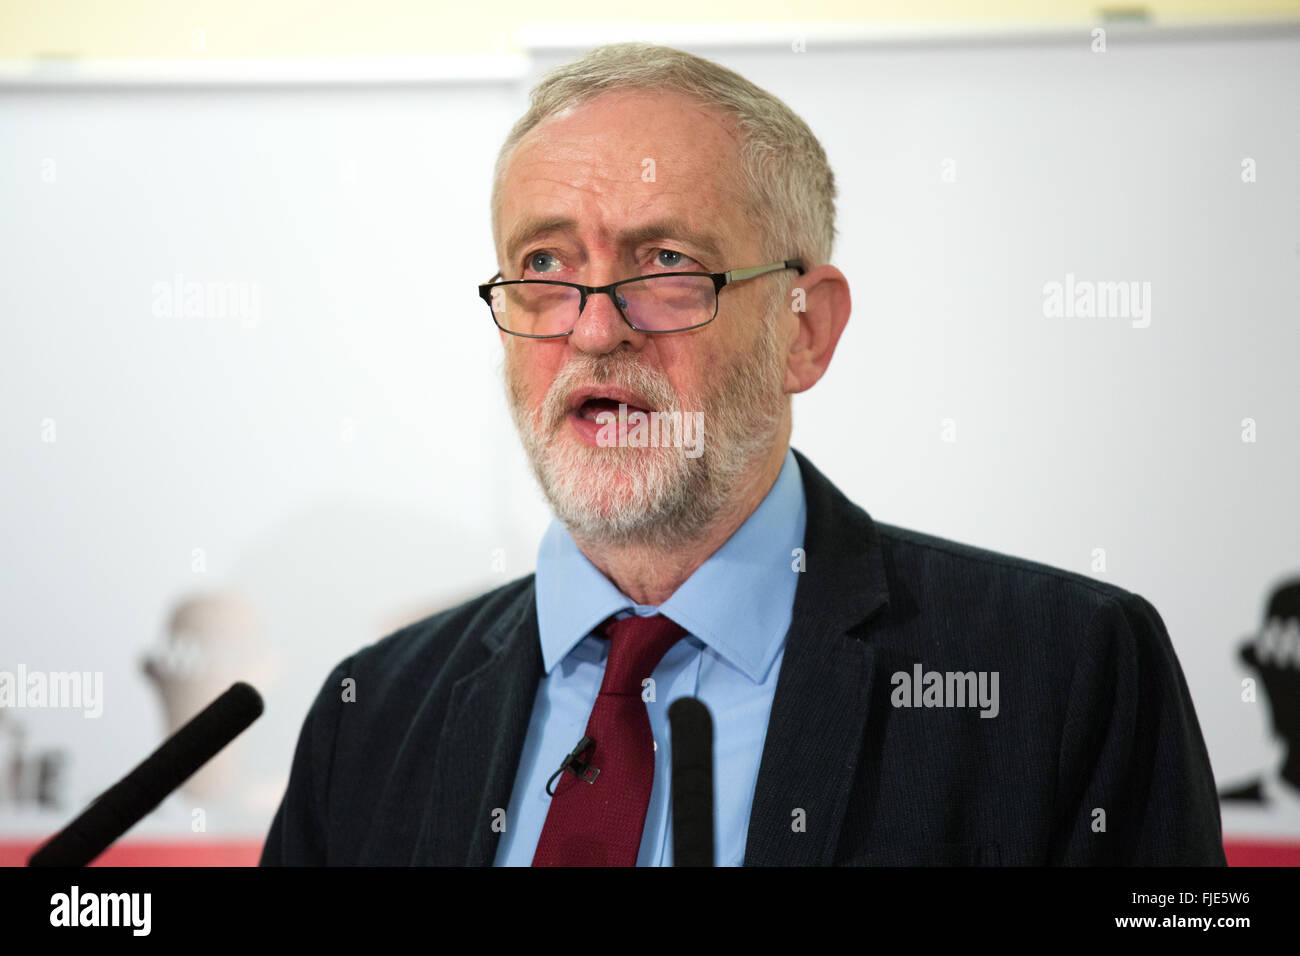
[783,264,851,395]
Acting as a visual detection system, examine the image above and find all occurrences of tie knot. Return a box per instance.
[598,614,687,696]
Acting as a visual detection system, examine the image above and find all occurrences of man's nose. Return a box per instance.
[569,285,643,355]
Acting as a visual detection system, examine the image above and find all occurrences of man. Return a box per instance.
[261,42,1225,866]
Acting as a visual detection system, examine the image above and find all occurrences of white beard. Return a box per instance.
[505,299,787,550]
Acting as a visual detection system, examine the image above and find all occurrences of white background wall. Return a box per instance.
[2,27,1297,843]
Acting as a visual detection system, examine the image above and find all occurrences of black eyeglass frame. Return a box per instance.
[477,258,805,339]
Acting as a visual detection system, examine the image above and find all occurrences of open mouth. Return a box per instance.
[575,397,650,422]
[563,384,661,447]
[567,387,655,422]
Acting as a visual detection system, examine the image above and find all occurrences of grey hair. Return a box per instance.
[490,42,837,272]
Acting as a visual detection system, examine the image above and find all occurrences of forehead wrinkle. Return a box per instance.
[499,93,750,267]
[505,214,727,268]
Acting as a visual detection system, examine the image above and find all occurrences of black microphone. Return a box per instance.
[668,696,714,867]
[28,681,264,867]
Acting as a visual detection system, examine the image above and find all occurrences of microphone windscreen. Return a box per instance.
[29,682,264,867]
[668,696,714,867]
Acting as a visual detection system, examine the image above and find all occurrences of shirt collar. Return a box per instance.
[535,448,806,682]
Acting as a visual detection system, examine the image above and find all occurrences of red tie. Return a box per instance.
[532,613,687,866]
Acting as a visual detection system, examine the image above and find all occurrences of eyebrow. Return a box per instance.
[503,217,726,271]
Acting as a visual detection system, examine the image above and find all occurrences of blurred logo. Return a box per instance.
[1220,580,1300,806]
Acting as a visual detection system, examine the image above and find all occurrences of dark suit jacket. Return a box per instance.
[261,449,1226,865]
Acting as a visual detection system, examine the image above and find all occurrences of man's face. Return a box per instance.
[496,89,791,548]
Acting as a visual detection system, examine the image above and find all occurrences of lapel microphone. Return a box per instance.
[545,735,599,796]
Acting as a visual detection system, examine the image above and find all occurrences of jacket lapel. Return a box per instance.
[744,450,891,866]
[416,582,543,865]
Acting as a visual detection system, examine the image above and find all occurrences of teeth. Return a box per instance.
[571,395,654,420]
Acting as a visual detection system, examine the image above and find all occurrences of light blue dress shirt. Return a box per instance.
[493,448,806,866]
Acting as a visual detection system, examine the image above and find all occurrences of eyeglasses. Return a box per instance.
[477,259,805,338]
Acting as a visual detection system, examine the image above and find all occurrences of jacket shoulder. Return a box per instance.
[875,520,1141,612]
[261,574,539,865]
[346,574,537,692]
[793,448,1146,633]
[866,520,1176,674]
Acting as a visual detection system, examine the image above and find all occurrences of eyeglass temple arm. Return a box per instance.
[723,259,805,284]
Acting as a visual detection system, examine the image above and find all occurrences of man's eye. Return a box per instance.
[526,252,560,273]
[654,249,692,269]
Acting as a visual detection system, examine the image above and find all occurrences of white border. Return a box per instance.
[1,19,1297,87]
[519,17,1300,50]
[0,54,530,88]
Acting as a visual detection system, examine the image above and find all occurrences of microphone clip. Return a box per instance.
[545,735,599,796]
